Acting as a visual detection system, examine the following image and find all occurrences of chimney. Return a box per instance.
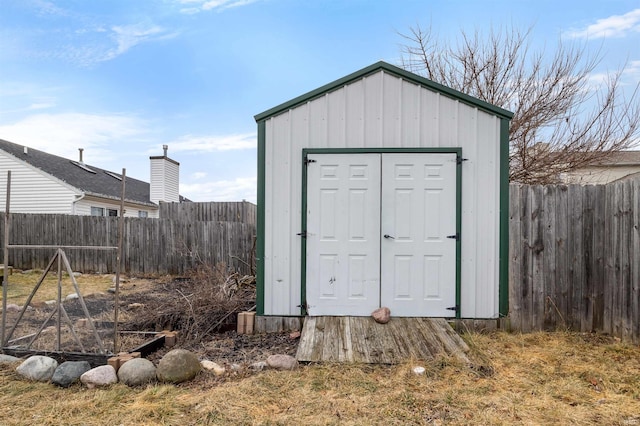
[79,148,84,163]
[149,145,180,204]
[23,146,28,155]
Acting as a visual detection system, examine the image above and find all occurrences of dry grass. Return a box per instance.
[1,330,638,425]
[1,270,114,305]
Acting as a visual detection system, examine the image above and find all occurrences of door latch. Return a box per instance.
[297,231,308,238]
[446,233,460,241]
[383,234,395,239]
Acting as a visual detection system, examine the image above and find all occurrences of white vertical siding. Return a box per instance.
[74,198,159,218]
[0,152,78,214]
[263,69,502,318]
[150,158,179,204]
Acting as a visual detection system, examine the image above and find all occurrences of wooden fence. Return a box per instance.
[0,213,256,276]
[509,179,639,342]
[159,201,256,225]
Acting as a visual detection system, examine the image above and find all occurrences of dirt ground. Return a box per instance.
[3,274,299,370]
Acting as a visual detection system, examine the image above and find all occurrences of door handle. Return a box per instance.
[384,234,395,239]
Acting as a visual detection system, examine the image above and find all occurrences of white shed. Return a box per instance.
[254,61,513,321]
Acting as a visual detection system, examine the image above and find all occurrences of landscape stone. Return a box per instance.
[266,354,298,370]
[249,361,268,371]
[3,303,21,312]
[117,358,157,386]
[201,360,225,376]
[156,349,201,383]
[65,293,79,301]
[52,361,91,387]
[16,356,58,382]
[0,354,21,364]
[372,307,391,324]
[80,365,118,389]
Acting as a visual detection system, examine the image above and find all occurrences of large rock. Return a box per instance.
[156,349,201,383]
[80,365,118,389]
[117,358,157,386]
[52,361,91,388]
[372,307,391,324]
[16,356,58,382]
[266,354,298,370]
[0,354,21,364]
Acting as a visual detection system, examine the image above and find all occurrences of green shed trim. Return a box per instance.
[499,118,510,317]
[256,120,266,316]
[254,61,514,123]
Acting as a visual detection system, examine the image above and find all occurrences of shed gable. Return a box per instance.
[256,62,512,319]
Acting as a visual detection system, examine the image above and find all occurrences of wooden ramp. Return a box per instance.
[296,316,470,364]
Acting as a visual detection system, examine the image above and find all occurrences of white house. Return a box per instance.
[0,139,181,218]
[254,61,513,321]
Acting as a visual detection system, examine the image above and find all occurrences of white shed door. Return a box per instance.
[305,154,382,316]
[306,153,457,317]
[380,154,457,317]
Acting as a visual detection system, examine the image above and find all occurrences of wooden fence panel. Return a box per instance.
[159,201,256,225]
[509,179,639,343]
[0,213,255,276]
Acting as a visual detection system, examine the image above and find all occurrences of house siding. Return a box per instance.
[74,198,159,218]
[0,151,79,214]
[262,70,502,318]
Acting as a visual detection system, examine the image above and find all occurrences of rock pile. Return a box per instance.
[10,349,299,388]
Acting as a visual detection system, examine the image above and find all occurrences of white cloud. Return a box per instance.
[165,133,256,152]
[180,176,256,202]
[102,24,176,62]
[191,172,208,179]
[0,112,148,162]
[177,0,260,14]
[565,9,640,39]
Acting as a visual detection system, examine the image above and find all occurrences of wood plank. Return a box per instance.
[554,184,569,330]
[321,317,340,362]
[338,317,354,362]
[568,185,584,331]
[434,318,470,352]
[348,317,372,364]
[295,317,316,361]
[542,185,557,330]
[428,318,470,363]
[508,185,522,331]
[413,318,448,358]
[308,316,327,362]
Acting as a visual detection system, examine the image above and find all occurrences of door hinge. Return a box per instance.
[456,156,468,165]
[446,233,460,241]
[297,231,308,238]
[304,157,316,165]
[446,305,460,312]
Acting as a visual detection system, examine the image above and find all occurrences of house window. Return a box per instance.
[91,207,104,216]
[107,209,118,217]
[138,211,148,218]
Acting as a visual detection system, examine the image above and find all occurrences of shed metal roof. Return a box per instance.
[255,61,514,122]
[0,139,156,207]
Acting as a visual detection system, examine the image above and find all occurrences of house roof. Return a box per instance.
[254,61,514,122]
[0,139,157,207]
[590,151,640,166]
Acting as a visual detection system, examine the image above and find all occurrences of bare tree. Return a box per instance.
[399,25,640,183]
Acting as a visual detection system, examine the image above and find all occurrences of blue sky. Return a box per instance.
[1,0,638,202]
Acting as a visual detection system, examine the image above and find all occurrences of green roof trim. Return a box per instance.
[254,61,514,122]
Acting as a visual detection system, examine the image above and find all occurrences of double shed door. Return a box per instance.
[305,152,457,317]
